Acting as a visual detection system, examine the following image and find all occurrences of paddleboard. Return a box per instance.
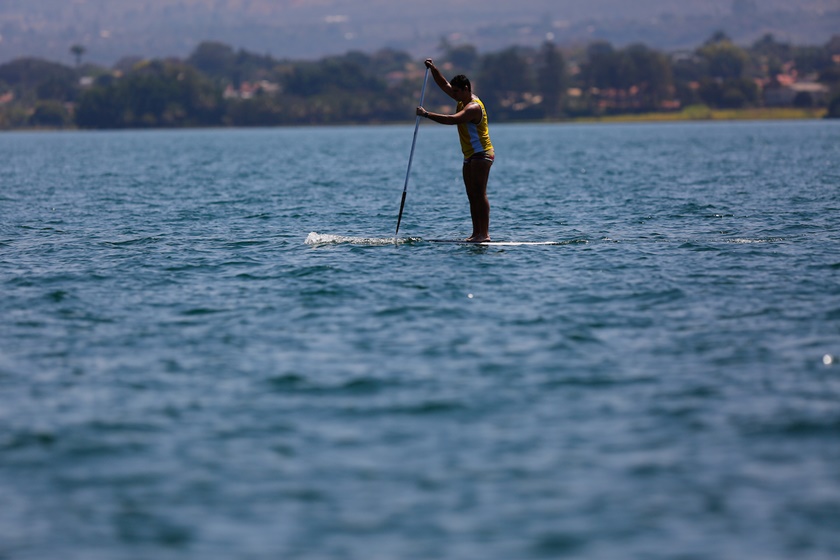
[427,239,570,246]
[305,232,584,247]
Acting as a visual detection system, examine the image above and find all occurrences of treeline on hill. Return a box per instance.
[1,32,839,129]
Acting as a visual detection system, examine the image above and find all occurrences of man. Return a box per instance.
[416,59,494,242]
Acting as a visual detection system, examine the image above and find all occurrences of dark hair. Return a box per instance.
[450,74,471,91]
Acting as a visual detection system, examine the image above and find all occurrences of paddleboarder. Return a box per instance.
[417,59,494,243]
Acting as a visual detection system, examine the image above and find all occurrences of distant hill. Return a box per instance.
[1,0,838,65]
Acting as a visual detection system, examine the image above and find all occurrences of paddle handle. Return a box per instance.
[395,66,430,238]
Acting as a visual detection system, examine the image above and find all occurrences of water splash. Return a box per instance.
[727,237,786,244]
[305,232,416,246]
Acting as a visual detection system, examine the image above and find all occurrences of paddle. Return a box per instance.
[394,66,430,240]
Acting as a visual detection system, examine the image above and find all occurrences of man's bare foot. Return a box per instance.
[465,235,490,243]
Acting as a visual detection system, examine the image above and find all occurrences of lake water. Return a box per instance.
[2,120,840,559]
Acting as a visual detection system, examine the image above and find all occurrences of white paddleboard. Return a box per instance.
[305,232,584,247]
[427,239,571,246]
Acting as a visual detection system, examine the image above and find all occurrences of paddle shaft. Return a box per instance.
[395,67,430,238]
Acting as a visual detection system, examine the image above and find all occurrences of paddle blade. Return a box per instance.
[395,191,408,237]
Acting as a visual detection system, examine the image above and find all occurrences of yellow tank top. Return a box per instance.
[457,96,494,158]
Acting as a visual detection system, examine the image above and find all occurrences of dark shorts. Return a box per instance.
[464,151,495,165]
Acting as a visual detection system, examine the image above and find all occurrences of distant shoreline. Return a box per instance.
[566,106,829,124]
[0,107,833,133]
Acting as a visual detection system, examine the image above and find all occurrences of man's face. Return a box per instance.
[451,86,470,102]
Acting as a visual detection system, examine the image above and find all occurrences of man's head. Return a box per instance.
[450,75,471,93]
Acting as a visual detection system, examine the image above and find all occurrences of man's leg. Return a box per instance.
[463,159,492,241]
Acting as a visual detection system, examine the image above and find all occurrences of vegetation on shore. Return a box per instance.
[1,32,838,130]
[573,106,828,123]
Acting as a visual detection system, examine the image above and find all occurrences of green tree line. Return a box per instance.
[1,32,839,129]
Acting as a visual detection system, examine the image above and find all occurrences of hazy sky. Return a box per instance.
[1,0,836,64]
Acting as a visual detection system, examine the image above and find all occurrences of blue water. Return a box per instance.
[2,121,840,559]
